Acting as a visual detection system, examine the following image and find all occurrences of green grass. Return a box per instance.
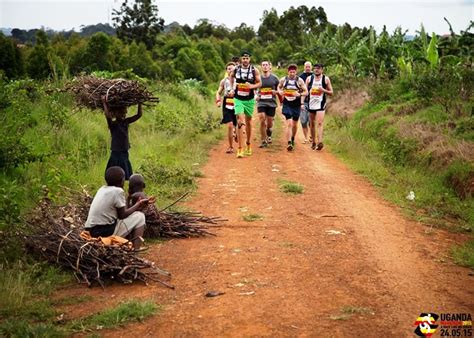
[0,300,158,337]
[0,262,72,337]
[451,240,474,268]
[278,179,304,194]
[0,320,64,337]
[0,262,70,320]
[68,300,158,332]
[242,213,264,222]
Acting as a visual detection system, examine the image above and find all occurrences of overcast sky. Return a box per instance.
[0,0,472,35]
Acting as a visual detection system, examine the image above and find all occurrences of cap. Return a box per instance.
[241,51,251,57]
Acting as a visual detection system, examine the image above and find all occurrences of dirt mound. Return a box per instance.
[329,88,369,117]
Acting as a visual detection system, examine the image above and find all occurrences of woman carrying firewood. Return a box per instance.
[102,97,142,180]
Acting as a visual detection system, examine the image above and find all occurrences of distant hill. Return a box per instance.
[163,21,181,33]
[1,21,185,43]
[1,28,12,36]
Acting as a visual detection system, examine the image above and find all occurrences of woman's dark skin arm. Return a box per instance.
[125,103,143,124]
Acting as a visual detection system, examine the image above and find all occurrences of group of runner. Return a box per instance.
[215,51,333,158]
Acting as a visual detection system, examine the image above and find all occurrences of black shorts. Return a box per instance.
[221,107,237,126]
[282,105,301,121]
[257,106,276,117]
[88,223,116,238]
[107,151,132,180]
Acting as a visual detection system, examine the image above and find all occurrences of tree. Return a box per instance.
[0,33,24,79]
[112,0,164,49]
[82,32,113,71]
[258,8,280,44]
[193,19,215,38]
[230,24,256,41]
[26,30,52,79]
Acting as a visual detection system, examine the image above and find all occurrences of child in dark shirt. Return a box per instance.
[127,173,146,207]
[102,98,142,180]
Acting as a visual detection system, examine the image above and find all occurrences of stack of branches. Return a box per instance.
[143,203,224,238]
[65,76,159,115]
[24,197,173,289]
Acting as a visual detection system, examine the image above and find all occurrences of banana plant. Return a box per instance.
[426,32,439,68]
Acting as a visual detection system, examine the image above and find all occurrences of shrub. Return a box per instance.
[444,160,474,200]
[368,80,392,103]
[379,127,419,165]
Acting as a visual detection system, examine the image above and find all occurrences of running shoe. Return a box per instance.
[311,143,317,150]
[236,148,244,158]
[226,147,234,154]
[244,144,252,156]
[316,142,324,150]
[287,142,294,151]
[267,136,272,144]
[259,141,268,148]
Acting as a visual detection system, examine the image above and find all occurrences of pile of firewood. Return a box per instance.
[143,203,223,238]
[23,190,223,287]
[24,197,172,288]
[65,76,159,112]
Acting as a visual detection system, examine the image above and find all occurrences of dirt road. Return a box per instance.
[61,112,473,337]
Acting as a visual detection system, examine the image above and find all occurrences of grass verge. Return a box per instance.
[451,240,474,268]
[68,300,158,333]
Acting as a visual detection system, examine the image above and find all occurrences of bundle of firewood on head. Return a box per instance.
[65,76,159,117]
[24,197,172,289]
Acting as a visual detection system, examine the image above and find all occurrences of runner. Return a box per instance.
[278,64,308,151]
[216,62,237,154]
[306,63,333,150]
[299,61,313,144]
[229,51,262,158]
[256,60,280,148]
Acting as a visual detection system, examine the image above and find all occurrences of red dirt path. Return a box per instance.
[58,109,473,337]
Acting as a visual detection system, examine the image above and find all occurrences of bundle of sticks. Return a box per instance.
[24,197,172,288]
[65,76,159,113]
[143,203,223,238]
